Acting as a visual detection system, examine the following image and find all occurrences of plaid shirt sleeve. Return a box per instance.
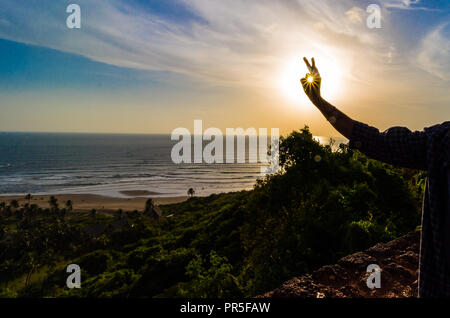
[348,120,428,170]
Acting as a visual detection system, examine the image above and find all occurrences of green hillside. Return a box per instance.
[0,127,425,297]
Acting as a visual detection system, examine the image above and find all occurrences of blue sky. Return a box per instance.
[0,0,448,134]
[0,38,164,92]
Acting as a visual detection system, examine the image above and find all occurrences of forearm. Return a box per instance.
[312,97,354,140]
[313,96,428,170]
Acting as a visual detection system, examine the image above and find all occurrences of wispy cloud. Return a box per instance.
[346,6,365,24]
[0,0,446,89]
[0,0,448,134]
[380,0,439,11]
[416,23,450,80]
[0,0,388,87]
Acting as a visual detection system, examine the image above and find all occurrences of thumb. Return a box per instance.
[300,78,307,89]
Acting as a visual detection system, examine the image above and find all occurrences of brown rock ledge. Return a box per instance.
[259,231,420,298]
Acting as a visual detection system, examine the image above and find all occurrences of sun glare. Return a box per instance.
[279,54,343,105]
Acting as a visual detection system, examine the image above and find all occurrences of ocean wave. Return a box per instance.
[0,133,268,196]
[59,182,104,187]
[0,177,24,182]
[40,175,73,180]
[108,173,156,179]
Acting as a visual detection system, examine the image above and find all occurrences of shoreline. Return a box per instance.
[0,193,190,214]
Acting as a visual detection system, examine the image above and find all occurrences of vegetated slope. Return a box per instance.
[0,127,425,297]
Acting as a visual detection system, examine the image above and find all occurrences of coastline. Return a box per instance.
[0,193,189,214]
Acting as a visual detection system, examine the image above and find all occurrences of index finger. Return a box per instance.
[303,57,313,73]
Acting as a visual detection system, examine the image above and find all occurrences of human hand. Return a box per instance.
[300,57,322,103]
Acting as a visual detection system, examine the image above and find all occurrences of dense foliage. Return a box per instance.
[0,127,425,297]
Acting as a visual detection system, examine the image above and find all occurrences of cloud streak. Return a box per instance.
[0,0,447,90]
[380,0,438,11]
[0,0,392,86]
[416,23,450,80]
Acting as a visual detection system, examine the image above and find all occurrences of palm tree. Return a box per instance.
[10,200,19,214]
[48,196,58,212]
[187,188,195,197]
[65,200,73,213]
[10,199,19,209]
[144,198,154,213]
[24,194,32,205]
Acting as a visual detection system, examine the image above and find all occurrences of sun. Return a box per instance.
[279,54,343,104]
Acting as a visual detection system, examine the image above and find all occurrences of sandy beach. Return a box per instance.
[0,194,189,214]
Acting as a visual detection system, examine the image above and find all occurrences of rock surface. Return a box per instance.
[260,231,420,298]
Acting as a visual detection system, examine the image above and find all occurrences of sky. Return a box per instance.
[0,0,449,136]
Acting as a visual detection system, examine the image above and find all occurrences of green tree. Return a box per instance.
[144,198,154,213]
[178,251,242,298]
[65,200,73,213]
[10,200,19,213]
[187,188,195,197]
[25,194,32,205]
[48,196,59,213]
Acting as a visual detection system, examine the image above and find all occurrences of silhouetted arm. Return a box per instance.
[311,97,354,140]
[301,57,428,170]
[300,57,353,139]
[348,121,427,170]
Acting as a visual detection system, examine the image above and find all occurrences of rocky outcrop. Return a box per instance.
[260,231,420,298]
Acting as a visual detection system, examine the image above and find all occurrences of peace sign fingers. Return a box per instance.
[303,57,313,73]
[303,57,320,76]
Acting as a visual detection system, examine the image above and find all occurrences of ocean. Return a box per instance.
[0,132,347,198]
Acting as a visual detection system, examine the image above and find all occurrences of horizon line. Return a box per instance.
[0,130,347,140]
